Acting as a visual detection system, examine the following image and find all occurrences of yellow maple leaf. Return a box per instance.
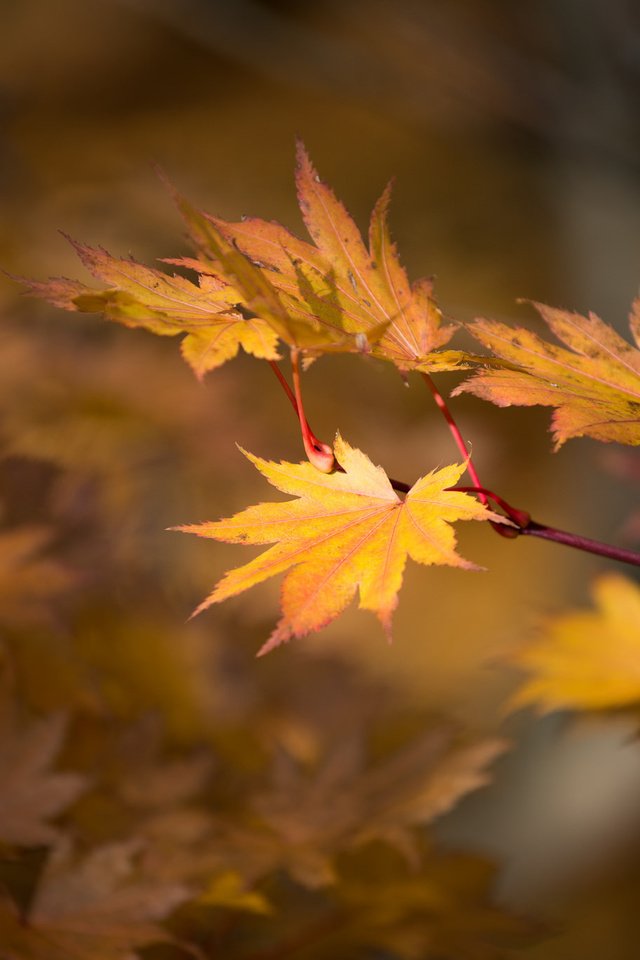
[176,141,468,372]
[19,237,280,379]
[509,574,640,713]
[177,434,503,654]
[454,299,640,447]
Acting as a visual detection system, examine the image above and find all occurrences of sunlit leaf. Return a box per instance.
[18,238,279,378]
[181,142,466,371]
[177,434,503,653]
[454,300,640,447]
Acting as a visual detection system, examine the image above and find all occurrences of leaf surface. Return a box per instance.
[0,713,87,847]
[509,574,640,713]
[250,730,506,887]
[174,142,465,371]
[454,300,640,447]
[178,434,502,653]
[0,527,73,628]
[332,842,536,960]
[167,182,388,357]
[20,239,279,378]
[0,841,189,960]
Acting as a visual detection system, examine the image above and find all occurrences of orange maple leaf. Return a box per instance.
[173,142,468,372]
[454,299,640,447]
[177,435,502,654]
[18,237,280,379]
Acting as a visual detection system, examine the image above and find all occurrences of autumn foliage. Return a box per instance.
[3,143,640,959]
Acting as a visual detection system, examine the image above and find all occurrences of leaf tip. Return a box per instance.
[256,620,292,657]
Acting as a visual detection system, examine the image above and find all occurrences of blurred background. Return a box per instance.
[0,1,640,956]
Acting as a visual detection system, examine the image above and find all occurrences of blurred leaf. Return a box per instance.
[328,842,538,960]
[249,728,506,887]
[509,574,640,714]
[197,870,271,915]
[0,712,86,848]
[0,840,189,960]
[0,527,73,628]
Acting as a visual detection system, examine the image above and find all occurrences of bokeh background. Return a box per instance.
[1,1,640,956]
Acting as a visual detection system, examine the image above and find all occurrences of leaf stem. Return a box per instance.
[420,372,486,503]
[268,363,640,567]
[270,355,335,472]
[269,358,298,415]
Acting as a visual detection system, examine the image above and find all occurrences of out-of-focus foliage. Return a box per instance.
[0,316,534,956]
[509,574,640,714]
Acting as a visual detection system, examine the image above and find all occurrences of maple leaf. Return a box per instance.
[0,527,74,628]
[172,142,469,371]
[454,299,640,447]
[165,188,378,358]
[0,712,87,847]
[177,434,503,653]
[330,842,537,960]
[19,236,280,378]
[248,729,506,887]
[509,574,640,715]
[0,840,189,960]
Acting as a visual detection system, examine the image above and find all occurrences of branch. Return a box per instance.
[269,362,640,568]
[451,485,640,568]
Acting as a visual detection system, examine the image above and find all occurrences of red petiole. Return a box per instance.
[269,356,334,472]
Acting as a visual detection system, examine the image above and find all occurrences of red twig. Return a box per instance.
[269,355,334,472]
[420,371,486,503]
[269,363,640,568]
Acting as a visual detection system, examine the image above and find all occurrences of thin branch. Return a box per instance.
[269,358,298,414]
[450,484,640,568]
[420,372,486,503]
[271,353,335,472]
[521,521,640,566]
[269,362,640,568]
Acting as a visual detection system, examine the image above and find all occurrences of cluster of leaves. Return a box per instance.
[22,141,640,655]
[6,142,640,958]
[0,314,539,958]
